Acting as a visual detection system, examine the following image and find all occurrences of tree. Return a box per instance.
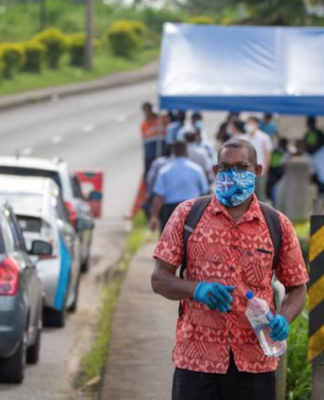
[235,0,308,26]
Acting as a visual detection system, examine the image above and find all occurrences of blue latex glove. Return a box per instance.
[269,315,290,342]
[193,282,235,313]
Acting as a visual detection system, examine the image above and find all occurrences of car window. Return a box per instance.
[0,166,62,189]
[55,195,70,223]
[71,175,85,200]
[8,211,27,252]
[1,212,16,253]
[0,219,5,255]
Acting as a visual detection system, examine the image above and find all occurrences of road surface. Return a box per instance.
[0,79,227,399]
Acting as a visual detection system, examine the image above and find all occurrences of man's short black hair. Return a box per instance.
[174,141,187,156]
[142,102,153,111]
[218,139,258,165]
[232,119,245,134]
[248,116,260,124]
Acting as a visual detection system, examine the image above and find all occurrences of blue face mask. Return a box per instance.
[215,169,256,207]
[195,120,204,130]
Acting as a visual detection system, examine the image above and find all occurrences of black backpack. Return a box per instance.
[179,195,282,316]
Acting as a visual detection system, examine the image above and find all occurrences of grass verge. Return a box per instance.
[75,211,148,394]
[0,48,158,97]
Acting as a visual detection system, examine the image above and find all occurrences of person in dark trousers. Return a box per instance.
[151,139,308,400]
[140,102,167,176]
[150,141,209,233]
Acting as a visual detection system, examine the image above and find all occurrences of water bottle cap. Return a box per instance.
[246,290,254,300]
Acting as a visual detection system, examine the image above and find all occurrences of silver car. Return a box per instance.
[0,202,50,384]
[0,156,95,273]
[0,175,82,328]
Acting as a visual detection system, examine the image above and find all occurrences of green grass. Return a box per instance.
[294,221,310,241]
[0,48,158,97]
[286,307,312,400]
[75,212,148,392]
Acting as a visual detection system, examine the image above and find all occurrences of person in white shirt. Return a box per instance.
[241,116,273,201]
[183,128,213,183]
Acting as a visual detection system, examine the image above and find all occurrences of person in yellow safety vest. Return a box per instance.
[141,102,168,175]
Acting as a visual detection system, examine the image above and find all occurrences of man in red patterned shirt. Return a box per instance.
[152,139,308,400]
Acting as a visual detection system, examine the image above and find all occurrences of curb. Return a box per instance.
[0,60,159,112]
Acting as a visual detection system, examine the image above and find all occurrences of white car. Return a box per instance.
[0,156,94,272]
[0,175,82,327]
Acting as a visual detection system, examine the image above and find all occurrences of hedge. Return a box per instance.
[189,16,215,25]
[106,20,146,57]
[34,28,67,69]
[0,43,26,79]
[0,52,4,79]
[67,32,100,67]
[22,40,46,73]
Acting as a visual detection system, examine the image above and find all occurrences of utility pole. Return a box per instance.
[40,0,47,31]
[84,0,94,70]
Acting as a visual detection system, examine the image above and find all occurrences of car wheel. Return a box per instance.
[26,314,42,364]
[81,256,90,273]
[43,307,66,328]
[0,331,27,384]
[68,272,81,313]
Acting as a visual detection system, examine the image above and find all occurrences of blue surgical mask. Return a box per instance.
[195,120,204,130]
[215,169,256,207]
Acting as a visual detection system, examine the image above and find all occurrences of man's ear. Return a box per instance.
[213,165,218,175]
[256,164,263,177]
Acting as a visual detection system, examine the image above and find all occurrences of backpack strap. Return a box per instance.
[180,195,213,280]
[178,195,212,317]
[259,202,282,270]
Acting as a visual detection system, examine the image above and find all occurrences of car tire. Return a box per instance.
[68,273,81,313]
[43,307,66,328]
[80,256,90,273]
[0,331,27,384]
[26,322,42,364]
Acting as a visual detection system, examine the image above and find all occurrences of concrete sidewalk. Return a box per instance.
[99,242,177,400]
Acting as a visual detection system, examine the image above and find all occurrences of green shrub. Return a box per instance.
[34,28,67,69]
[189,16,215,25]
[67,32,85,67]
[286,308,312,400]
[106,20,146,57]
[0,42,26,79]
[0,51,5,79]
[22,40,45,73]
[67,33,100,67]
[129,20,147,41]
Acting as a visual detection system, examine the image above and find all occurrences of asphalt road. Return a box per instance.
[0,79,227,399]
[0,80,158,399]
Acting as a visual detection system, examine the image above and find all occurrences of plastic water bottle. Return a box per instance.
[245,290,287,357]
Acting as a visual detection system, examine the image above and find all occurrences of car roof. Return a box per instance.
[0,175,58,221]
[0,156,64,172]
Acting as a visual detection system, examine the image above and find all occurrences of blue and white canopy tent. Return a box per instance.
[159,23,324,115]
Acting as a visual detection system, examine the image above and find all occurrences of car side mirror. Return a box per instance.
[29,240,53,256]
[88,190,102,201]
[76,218,95,232]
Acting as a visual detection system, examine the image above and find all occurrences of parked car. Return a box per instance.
[0,175,82,328]
[0,156,95,272]
[0,202,50,383]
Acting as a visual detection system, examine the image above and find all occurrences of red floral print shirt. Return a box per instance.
[153,195,309,374]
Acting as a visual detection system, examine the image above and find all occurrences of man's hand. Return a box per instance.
[194,282,235,313]
[150,215,159,232]
[269,315,289,342]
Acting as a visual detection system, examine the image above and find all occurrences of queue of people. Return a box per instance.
[217,113,324,203]
[141,102,324,232]
[140,102,216,231]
